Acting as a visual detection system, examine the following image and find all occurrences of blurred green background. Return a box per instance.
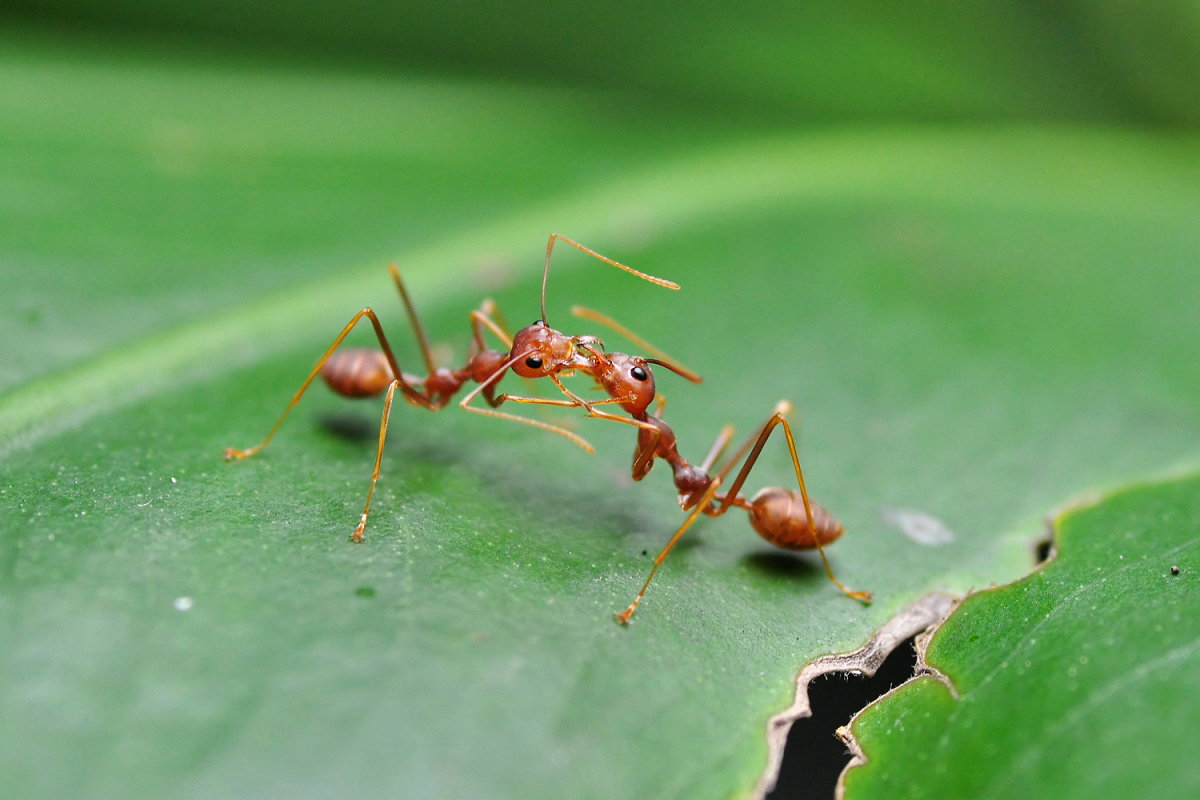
[9,0,1200,124]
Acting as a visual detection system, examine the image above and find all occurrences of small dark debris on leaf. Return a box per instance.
[1171,565,1180,576]
[355,585,376,598]
[642,550,648,556]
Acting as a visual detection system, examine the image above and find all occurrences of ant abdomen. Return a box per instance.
[747,487,844,550]
[320,347,394,397]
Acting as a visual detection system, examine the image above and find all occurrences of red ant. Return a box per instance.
[225,234,870,621]
[224,235,678,542]
[549,313,872,623]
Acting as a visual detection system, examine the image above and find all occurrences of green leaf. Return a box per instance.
[5,32,1200,800]
[841,474,1200,800]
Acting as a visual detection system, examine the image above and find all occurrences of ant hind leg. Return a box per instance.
[224,307,431,460]
[712,404,871,604]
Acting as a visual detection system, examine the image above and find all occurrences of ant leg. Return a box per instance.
[584,406,661,432]
[540,233,679,324]
[479,298,514,340]
[712,405,871,603]
[224,308,432,460]
[470,305,513,351]
[699,424,736,472]
[471,300,557,411]
[388,265,437,375]
[498,395,623,409]
[350,380,400,543]
[710,401,792,504]
[458,353,596,453]
[632,425,661,479]
[571,305,702,383]
[706,401,791,496]
[545,374,659,433]
[615,477,723,625]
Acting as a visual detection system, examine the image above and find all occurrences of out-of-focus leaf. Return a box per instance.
[0,29,737,393]
[12,1,1200,122]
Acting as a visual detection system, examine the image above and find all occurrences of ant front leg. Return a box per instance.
[224,308,432,460]
[543,374,660,436]
[458,353,597,453]
[628,394,672,479]
[350,380,401,543]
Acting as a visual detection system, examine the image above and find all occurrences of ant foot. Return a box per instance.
[849,590,873,604]
[350,515,367,543]
[224,447,251,460]
[614,603,638,625]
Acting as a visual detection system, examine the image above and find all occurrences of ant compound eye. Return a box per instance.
[630,365,648,382]
[525,356,544,370]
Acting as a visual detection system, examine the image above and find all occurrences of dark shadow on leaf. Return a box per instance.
[743,550,821,582]
[318,412,376,443]
[396,435,472,470]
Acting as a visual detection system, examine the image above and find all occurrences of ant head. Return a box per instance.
[510,321,588,378]
[597,352,657,415]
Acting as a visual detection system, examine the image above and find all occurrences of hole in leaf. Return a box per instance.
[1035,537,1054,565]
[767,636,918,800]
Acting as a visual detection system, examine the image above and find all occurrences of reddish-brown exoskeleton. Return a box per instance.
[553,310,872,622]
[224,234,678,542]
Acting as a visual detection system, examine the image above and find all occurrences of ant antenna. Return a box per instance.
[571,305,701,383]
[541,234,679,325]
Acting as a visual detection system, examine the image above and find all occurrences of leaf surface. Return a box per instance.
[4,33,1200,800]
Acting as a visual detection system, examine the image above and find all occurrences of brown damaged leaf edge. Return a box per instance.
[752,593,957,799]
[830,600,961,800]
[826,501,1077,799]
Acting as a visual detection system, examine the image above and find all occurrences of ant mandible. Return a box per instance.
[223,235,678,542]
[545,310,872,622]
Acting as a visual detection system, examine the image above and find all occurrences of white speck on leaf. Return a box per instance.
[174,596,193,611]
[883,506,954,545]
